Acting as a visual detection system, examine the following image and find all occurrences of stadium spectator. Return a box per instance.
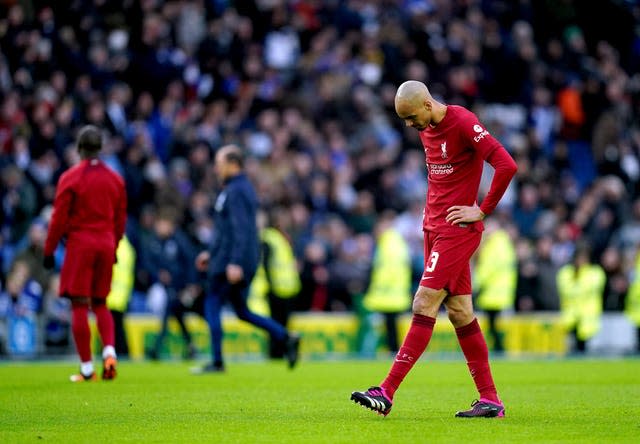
[42,274,72,353]
[0,260,43,356]
[140,208,199,361]
[533,235,561,311]
[9,218,53,292]
[43,125,126,382]
[600,246,629,312]
[351,80,517,418]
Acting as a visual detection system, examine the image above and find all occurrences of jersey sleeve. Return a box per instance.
[480,148,518,215]
[460,110,517,216]
[459,112,502,159]
[44,172,74,256]
[114,177,127,248]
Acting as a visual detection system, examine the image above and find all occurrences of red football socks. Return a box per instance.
[381,314,436,399]
[93,303,115,348]
[71,305,92,362]
[455,318,500,404]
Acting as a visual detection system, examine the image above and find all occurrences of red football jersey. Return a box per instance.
[419,105,514,234]
[45,158,127,255]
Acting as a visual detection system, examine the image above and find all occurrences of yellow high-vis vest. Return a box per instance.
[625,253,640,325]
[556,263,605,341]
[363,228,412,313]
[475,229,517,311]
[107,235,136,313]
[249,228,301,316]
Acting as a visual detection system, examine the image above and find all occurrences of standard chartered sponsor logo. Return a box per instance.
[429,163,454,174]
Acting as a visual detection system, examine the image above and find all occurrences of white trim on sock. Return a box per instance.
[102,345,116,359]
[80,361,94,376]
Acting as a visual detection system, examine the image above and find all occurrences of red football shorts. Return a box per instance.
[420,230,482,295]
[59,242,115,298]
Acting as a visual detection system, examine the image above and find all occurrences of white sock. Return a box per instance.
[80,361,94,376]
[102,345,116,359]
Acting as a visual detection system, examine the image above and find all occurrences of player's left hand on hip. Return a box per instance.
[446,204,485,225]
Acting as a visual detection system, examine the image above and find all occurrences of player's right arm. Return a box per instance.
[44,172,74,256]
[480,148,518,215]
[113,177,127,249]
[460,113,517,216]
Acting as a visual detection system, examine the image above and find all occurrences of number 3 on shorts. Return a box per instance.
[426,251,440,272]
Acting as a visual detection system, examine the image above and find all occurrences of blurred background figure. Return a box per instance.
[473,219,517,352]
[249,208,302,359]
[140,208,198,360]
[557,242,606,353]
[533,236,561,311]
[106,235,136,359]
[625,250,640,354]
[42,274,71,354]
[10,219,53,293]
[1,165,37,268]
[359,211,411,355]
[0,261,43,356]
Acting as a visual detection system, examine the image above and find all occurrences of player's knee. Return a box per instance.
[446,305,473,327]
[412,286,446,316]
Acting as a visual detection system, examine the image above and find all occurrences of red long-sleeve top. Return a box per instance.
[44,158,127,256]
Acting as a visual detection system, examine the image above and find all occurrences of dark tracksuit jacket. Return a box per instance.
[208,173,259,284]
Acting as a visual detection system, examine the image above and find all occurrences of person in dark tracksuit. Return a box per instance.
[194,144,300,373]
[141,209,199,360]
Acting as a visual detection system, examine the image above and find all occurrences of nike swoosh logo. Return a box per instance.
[422,276,433,279]
[394,359,412,363]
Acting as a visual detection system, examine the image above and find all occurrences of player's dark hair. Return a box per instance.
[77,125,102,155]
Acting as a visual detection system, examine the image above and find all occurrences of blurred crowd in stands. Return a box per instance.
[1,0,640,354]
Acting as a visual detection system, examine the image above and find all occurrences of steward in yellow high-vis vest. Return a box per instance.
[107,235,136,312]
[363,228,412,314]
[473,222,516,352]
[556,244,605,346]
[360,213,412,353]
[249,227,301,316]
[106,235,136,356]
[625,252,640,326]
[249,223,301,359]
[475,228,517,312]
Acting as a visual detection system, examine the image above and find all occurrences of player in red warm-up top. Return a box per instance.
[44,125,127,382]
[351,80,517,418]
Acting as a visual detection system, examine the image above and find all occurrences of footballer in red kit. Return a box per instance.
[44,125,127,382]
[419,104,515,294]
[351,81,517,418]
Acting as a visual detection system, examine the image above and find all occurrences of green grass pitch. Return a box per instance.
[1,358,639,443]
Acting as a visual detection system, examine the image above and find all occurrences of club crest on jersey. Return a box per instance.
[440,141,448,158]
[473,124,490,142]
